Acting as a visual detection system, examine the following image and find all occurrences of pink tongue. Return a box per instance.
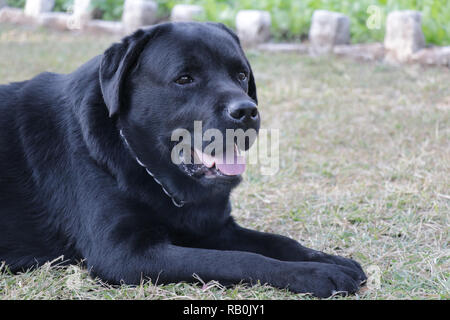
[194,148,246,176]
[216,153,246,176]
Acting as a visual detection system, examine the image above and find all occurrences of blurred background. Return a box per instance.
[0,0,449,300]
[3,0,450,44]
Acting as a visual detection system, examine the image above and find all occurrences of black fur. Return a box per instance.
[0,22,366,297]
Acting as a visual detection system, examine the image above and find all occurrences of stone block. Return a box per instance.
[25,0,55,17]
[236,10,271,46]
[309,10,350,55]
[170,4,204,22]
[384,10,425,63]
[122,0,157,33]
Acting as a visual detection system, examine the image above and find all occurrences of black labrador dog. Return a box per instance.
[0,22,366,298]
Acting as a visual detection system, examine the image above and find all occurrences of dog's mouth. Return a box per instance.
[179,144,246,179]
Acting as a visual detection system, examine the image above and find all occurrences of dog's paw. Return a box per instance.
[306,251,367,284]
[284,262,363,298]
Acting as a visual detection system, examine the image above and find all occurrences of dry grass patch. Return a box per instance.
[0,25,449,300]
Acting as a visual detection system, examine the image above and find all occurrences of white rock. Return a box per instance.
[171,4,204,22]
[309,10,350,55]
[257,43,308,54]
[83,20,124,35]
[122,0,158,33]
[73,0,94,22]
[236,10,271,46]
[333,43,385,61]
[384,10,426,63]
[37,12,70,31]
[25,0,55,17]
[0,7,35,24]
[410,46,450,67]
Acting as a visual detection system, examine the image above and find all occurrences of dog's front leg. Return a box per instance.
[84,239,363,298]
[74,186,363,297]
[197,219,367,283]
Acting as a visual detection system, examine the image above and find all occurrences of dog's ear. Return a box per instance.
[209,23,258,104]
[99,28,156,117]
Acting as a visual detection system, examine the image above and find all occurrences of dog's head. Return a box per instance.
[99,22,259,199]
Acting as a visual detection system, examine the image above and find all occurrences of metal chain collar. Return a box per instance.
[119,129,185,208]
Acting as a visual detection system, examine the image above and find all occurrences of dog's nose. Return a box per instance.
[227,100,259,124]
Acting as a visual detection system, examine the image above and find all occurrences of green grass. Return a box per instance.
[0,25,449,300]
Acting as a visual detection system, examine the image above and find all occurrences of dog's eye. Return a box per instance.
[175,75,194,85]
[238,72,248,82]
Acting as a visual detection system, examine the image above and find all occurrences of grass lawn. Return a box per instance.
[0,24,449,300]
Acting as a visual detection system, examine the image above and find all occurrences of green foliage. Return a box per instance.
[6,0,26,8]
[54,0,73,12]
[5,0,74,12]
[5,0,123,21]
[4,0,450,45]
[91,0,124,21]
[163,0,450,45]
